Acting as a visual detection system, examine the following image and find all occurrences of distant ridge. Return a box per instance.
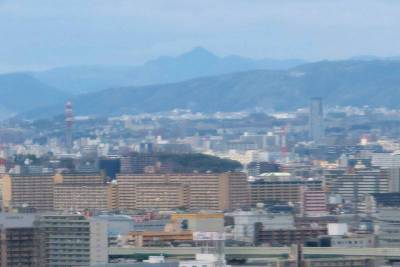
[0,73,67,118]
[30,47,306,94]
[25,59,400,118]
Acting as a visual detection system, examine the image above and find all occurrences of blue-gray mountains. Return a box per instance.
[31,47,305,95]
[1,48,400,118]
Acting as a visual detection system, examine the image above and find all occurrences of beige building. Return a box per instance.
[2,174,55,211]
[54,183,109,211]
[117,172,249,211]
[135,183,190,210]
[53,173,109,211]
[2,172,249,212]
[54,172,104,184]
[2,173,108,212]
[107,182,119,210]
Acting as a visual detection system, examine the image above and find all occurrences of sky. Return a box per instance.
[1,0,400,72]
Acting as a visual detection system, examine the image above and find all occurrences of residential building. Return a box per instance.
[0,213,38,266]
[117,172,249,211]
[363,192,400,214]
[329,167,389,209]
[36,214,91,267]
[250,175,322,205]
[53,183,109,211]
[2,174,55,211]
[300,187,328,217]
[377,207,400,247]
[134,183,190,210]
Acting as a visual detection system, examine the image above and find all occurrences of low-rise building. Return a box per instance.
[228,209,294,243]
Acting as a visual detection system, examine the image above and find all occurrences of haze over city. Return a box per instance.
[2,1,400,267]
[2,0,400,72]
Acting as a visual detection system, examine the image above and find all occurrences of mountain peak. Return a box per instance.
[179,47,218,61]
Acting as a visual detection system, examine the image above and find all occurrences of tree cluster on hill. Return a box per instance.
[157,153,242,173]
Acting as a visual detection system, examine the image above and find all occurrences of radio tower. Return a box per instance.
[65,101,73,153]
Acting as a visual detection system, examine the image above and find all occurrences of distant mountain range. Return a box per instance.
[2,48,400,119]
[30,47,306,94]
[0,73,67,119]
[25,59,400,118]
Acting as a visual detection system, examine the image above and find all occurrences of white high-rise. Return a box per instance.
[309,97,324,144]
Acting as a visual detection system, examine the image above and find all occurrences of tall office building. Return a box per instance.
[89,218,109,265]
[330,167,389,210]
[65,101,73,153]
[0,213,38,266]
[36,214,91,267]
[0,213,104,267]
[309,97,324,144]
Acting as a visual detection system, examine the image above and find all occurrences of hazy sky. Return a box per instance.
[1,0,400,72]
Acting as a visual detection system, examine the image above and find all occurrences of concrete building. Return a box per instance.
[363,192,400,214]
[371,153,400,192]
[328,234,375,248]
[254,226,327,246]
[0,213,38,266]
[53,173,110,212]
[117,172,249,211]
[53,183,109,211]
[124,230,193,247]
[36,214,91,266]
[2,174,55,211]
[309,97,324,144]
[377,206,400,247]
[89,218,109,265]
[300,187,328,217]
[2,173,108,212]
[228,210,294,243]
[55,172,104,184]
[170,213,224,233]
[0,213,104,267]
[371,152,400,169]
[247,161,280,177]
[250,175,322,205]
[120,153,156,174]
[134,183,190,211]
[329,167,389,209]
[53,172,110,211]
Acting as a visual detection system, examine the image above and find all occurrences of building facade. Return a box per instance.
[36,214,91,267]
[117,172,249,211]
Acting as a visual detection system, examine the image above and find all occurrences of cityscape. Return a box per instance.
[2,1,400,267]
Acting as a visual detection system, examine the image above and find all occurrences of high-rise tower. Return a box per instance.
[309,97,324,144]
[65,101,73,152]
